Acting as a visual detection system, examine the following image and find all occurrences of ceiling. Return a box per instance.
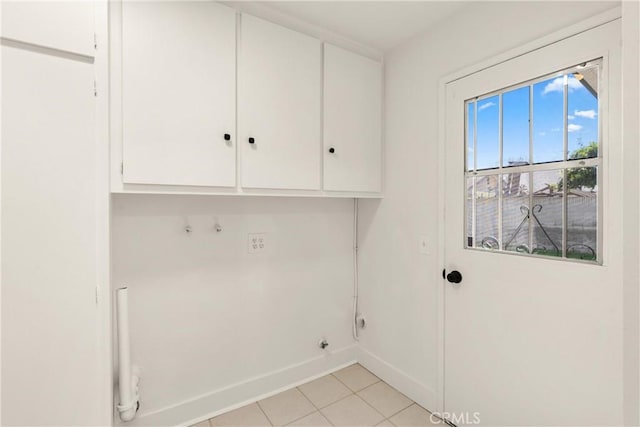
[259,1,468,52]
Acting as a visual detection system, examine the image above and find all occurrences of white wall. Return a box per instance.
[357,0,623,412]
[112,195,356,425]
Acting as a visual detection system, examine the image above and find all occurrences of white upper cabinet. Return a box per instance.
[239,14,322,190]
[112,7,383,196]
[1,1,95,56]
[121,1,236,187]
[323,44,382,193]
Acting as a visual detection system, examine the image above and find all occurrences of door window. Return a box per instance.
[465,60,601,262]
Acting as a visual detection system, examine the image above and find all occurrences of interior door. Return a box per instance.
[323,43,382,193]
[444,21,622,426]
[239,14,321,190]
[1,44,100,425]
[122,1,236,187]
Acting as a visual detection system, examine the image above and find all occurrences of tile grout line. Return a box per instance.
[280,387,324,426]
[307,377,354,426]
[318,400,351,425]
[330,370,382,394]
[356,378,385,394]
[381,402,416,424]
[335,366,414,424]
[293,384,337,426]
[255,400,275,426]
[284,404,335,427]
[329,372,351,391]
[311,380,363,425]
[356,383,415,421]
[323,371,388,426]
[354,392,388,423]
[295,386,321,411]
[389,403,430,426]
[298,377,354,409]
[346,364,416,422]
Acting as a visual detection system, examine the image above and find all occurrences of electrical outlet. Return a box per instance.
[248,233,267,254]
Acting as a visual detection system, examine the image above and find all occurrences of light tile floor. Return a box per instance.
[192,364,439,426]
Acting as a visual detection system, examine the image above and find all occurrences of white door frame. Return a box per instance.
[95,1,113,425]
[435,6,623,415]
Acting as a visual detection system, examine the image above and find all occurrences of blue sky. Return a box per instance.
[467,73,598,170]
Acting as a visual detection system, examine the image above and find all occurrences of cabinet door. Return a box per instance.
[323,44,382,193]
[1,1,95,56]
[239,14,321,190]
[122,1,236,187]
[1,46,101,426]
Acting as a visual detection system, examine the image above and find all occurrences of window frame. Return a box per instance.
[464,59,603,264]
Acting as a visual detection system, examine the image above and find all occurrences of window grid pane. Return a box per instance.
[476,96,500,170]
[475,175,499,249]
[502,172,530,253]
[502,86,530,166]
[467,102,475,171]
[566,166,598,261]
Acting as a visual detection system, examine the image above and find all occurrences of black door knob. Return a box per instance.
[224,133,231,141]
[248,137,255,144]
[329,147,335,154]
[446,270,462,284]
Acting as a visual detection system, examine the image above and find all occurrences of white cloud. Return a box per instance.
[539,132,547,136]
[567,115,575,120]
[574,109,597,119]
[568,124,583,133]
[478,101,495,111]
[542,76,584,95]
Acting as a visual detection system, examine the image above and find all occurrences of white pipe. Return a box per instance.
[116,287,139,422]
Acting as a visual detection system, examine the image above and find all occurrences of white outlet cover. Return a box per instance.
[248,233,267,254]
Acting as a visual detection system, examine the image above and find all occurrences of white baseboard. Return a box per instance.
[120,344,438,427]
[123,344,358,427]
[357,347,438,413]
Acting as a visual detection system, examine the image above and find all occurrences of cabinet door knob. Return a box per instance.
[248,137,255,144]
[224,133,231,141]
[329,147,335,154]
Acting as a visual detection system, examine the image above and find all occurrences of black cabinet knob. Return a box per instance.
[224,133,231,141]
[446,270,463,284]
[248,137,255,144]
[329,147,335,154]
